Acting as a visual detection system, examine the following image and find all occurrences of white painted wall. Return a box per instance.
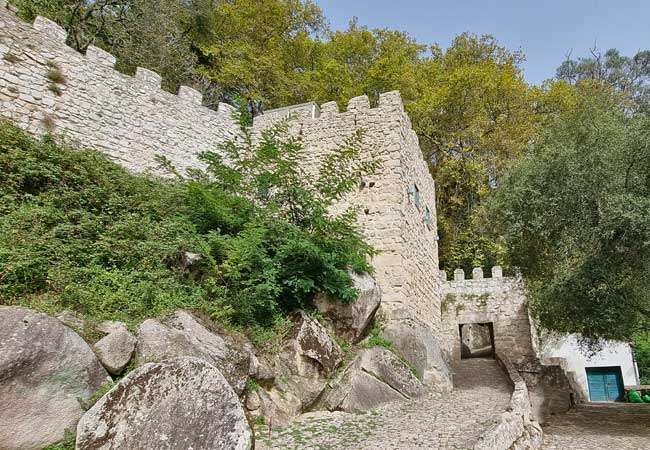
[540,333,639,401]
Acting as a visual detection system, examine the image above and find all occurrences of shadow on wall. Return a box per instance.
[460,323,494,359]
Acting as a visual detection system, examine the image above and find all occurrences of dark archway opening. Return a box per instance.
[459,322,495,359]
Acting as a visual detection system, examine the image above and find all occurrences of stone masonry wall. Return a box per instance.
[474,353,543,450]
[252,94,441,330]
[441,267,577,423]
[440,267,536,365]
[1,2,441,330]
[0,4,242,174]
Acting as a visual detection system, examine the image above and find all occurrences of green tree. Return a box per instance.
[634,333,650,384]
[10,0,131,51]
[0,117,378,330]
[408,34,543,274]
[488,85,650,342]
[195,0,326,113]
[557,47,650,113]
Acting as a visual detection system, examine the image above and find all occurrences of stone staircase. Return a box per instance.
[452,357,512,391]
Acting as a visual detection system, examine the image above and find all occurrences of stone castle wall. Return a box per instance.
[440,267,577,422]
[0,4,242,174]
[252,94,441,329]
[439,267,536,365]
[1,3,441,329]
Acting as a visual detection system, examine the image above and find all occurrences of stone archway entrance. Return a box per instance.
[459,323,495,359]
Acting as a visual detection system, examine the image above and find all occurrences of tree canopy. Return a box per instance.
[11,0,566,274]
[488,85,650,342]
[11,0,650,349]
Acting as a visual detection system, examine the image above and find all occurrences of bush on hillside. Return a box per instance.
[0,120,378,333]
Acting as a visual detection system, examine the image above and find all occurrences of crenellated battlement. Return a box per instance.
[0,3,440,331]
[439,266,506,283]
[0,4,241,173]
[8,10,221,110]
[252,91,408,132]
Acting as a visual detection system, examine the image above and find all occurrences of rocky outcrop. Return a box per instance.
[317,346,424,412]
[76,357,253,450]
[284,311,345,376]
[315,272,381,342]
[0,306,110,450]
[135,310,250,394]
[55,310,86,330]
[94,326,137,375]
[248,312,345,426]
[381,318,452,391]
[249,353,275,382]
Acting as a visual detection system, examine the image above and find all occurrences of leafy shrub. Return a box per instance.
[0,119,377,332]
[47,83,63,96]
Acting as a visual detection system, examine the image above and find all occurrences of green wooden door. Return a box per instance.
[586,367,624,402]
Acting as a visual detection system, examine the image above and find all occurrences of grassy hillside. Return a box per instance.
[0,120,374,341]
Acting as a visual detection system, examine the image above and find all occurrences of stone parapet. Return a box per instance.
[474,353,543,450]
[440,267,536,365]
[0,6,241,174]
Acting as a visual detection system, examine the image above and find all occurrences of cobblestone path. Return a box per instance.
[541,402,650,450]
[256,358,512,450]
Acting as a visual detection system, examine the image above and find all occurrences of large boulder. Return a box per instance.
[355,346,424,398]
[326,369,404,412]
[315,272,381,342]
[381,319,452,391]
[248,312,345,426]
[0,306,110,450]
[135,310,250,394]
[317,346,423,412]
[76,357,253,450]
[282,311,345,376]
[94,327,137,375]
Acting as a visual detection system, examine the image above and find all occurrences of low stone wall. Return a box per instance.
[440,267,536,365]
[520,359,579,423]
[474,353,543,450]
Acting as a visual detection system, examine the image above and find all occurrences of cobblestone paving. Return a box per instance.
[541,402,650,450]
[256,358,512,450]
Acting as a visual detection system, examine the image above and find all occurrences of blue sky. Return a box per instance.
[315,0,650,85]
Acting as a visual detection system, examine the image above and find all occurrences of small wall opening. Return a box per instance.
[459,323,495,359]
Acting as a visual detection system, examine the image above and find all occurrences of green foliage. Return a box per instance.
[634,333,650,385]
[47,83,63,96]
[46,69,66,84]
[187,119,379,326]
[246,377,260,393]
[361,323,392,350]
[41,429,75,450]
[488,85,650,341]
[556,47,650,113]
[10,0,132,52]
[0,119,376,331]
